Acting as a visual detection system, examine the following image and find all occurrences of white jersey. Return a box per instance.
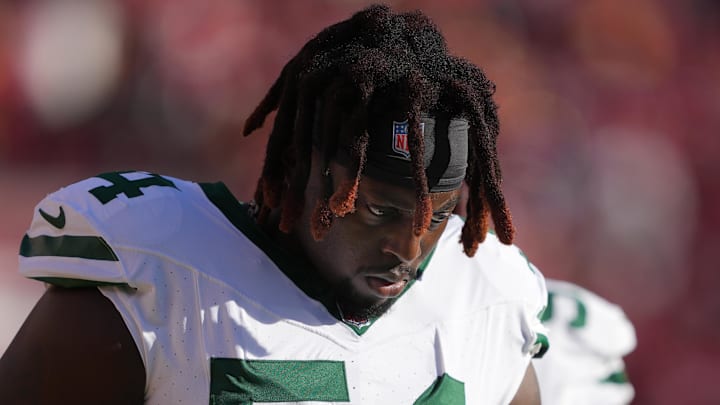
[19,171,548,404]
[533,279,636,405]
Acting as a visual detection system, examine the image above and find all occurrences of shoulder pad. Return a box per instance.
[19,171,198,286]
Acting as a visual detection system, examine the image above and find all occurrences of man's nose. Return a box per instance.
[380,221,422,263]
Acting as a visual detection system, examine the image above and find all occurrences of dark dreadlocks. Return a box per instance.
[243,4,514,257]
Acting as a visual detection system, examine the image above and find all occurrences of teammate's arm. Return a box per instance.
[509,363,541,405]
[0,286,145,405]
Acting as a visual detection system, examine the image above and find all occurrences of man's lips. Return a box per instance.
[363,265,417,298]
[365,264,417,279]
[368,272,405,283]
[365,276,408,298]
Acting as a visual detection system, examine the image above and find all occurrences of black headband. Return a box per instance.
[333,115,469,192]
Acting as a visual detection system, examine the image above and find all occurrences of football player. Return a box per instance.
[533,280,636,405]
[0,5,548,404]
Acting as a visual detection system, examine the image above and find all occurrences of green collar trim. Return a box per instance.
[601,370,630,384]
[199,182,434,335]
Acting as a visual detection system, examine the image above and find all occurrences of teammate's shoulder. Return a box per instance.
[544,279,632,327]
[543,279,636,357]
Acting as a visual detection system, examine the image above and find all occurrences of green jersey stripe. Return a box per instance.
[210,358,350,403]
[20,234,119,261]
[31,277,129,288]
[414,373,465,404]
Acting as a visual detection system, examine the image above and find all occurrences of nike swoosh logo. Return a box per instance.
[39,206,66,229]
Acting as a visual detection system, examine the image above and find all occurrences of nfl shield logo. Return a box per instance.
[392,120,423,160]
[392,121,410,159]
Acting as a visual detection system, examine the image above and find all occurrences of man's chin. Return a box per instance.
[337,295,396,322]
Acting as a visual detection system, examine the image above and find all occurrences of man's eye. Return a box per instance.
[428,212,451,229]
[431,212,451,223]
[367,204,389,217]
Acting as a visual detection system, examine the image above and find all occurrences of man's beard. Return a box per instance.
[332,264,417,322]
[335,282,397,322]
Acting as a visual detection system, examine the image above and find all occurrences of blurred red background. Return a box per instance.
[1,0,718,403]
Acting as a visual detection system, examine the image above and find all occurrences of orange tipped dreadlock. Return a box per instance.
[244,4,514,256]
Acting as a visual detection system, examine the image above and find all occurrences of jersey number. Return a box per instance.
[209,358,465,404]
[540,291,587,329]
[89,171,177,204]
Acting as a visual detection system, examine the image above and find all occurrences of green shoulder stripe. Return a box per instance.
[32,277,129,289]
[20,234,119,261]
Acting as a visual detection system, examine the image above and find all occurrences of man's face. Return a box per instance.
[292,153,461,320]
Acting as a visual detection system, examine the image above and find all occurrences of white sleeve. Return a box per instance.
[533,279,637,405]
[18,171,190,288]
[19,177,130,287]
